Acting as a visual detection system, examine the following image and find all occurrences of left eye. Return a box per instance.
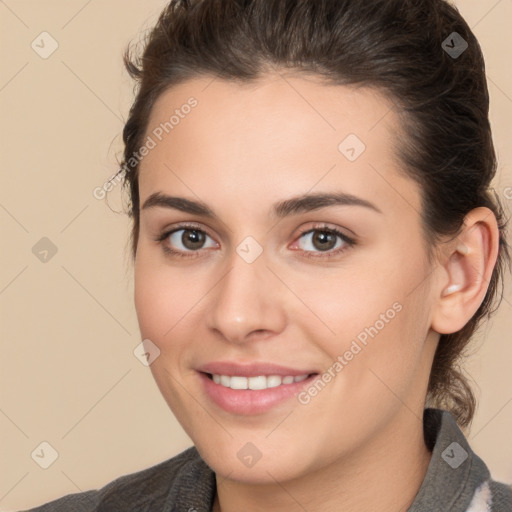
[293,227,353,255]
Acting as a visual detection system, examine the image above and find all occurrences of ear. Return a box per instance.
[431,207,500,335]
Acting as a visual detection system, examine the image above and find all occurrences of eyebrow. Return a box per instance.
[141,191,382,218]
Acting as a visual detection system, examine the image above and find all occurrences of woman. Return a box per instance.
[25,0,512,510]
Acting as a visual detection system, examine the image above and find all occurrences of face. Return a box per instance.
[134,72,440,483]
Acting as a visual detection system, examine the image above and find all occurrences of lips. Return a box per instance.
[196,361,318,377]
[196,361,320,415]
[197,372,319,415]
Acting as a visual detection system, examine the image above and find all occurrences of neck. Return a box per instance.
[212,409,432,512]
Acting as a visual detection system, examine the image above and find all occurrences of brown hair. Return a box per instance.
[119,0,510,429]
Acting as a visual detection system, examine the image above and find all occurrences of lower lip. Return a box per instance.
[198,371,318,415]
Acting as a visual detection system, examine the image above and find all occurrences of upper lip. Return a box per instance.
[197,361,318,377]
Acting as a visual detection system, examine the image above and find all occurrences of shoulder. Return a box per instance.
[21,446,216,512]
[465,478,512,512]
[410,408,512,512]
[488,479,512,512]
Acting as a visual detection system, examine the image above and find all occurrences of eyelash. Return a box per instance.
[155,222,356,260]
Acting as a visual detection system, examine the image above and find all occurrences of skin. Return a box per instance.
[133,72,499,512]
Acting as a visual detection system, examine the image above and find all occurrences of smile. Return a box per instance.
[198,370,319,415]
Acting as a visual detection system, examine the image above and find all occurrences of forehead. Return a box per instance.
[139,73,422,221]
[146,72,396,146]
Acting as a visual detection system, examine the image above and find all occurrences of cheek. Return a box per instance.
[133,255,200,415]
[134,251,195,344]
[295,248,432,389]
[291,256,420,345]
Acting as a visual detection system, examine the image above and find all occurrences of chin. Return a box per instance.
[195,439,312,484]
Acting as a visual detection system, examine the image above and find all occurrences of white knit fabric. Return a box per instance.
[466,480,492,512]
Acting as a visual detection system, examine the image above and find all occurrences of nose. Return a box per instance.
[204,245,287,344]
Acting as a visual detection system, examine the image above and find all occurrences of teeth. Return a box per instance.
[210,374,311,390]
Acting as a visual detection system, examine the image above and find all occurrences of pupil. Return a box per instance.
[314,231,335,251]
[184,230,205,249]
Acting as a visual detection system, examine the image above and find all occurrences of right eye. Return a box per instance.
[157,224,218,258]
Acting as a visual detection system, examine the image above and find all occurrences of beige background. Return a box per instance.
[1,0,511,509]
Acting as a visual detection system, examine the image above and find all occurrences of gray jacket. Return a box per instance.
[21,408,512,511]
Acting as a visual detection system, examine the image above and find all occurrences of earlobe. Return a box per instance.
[431,207,499,335]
